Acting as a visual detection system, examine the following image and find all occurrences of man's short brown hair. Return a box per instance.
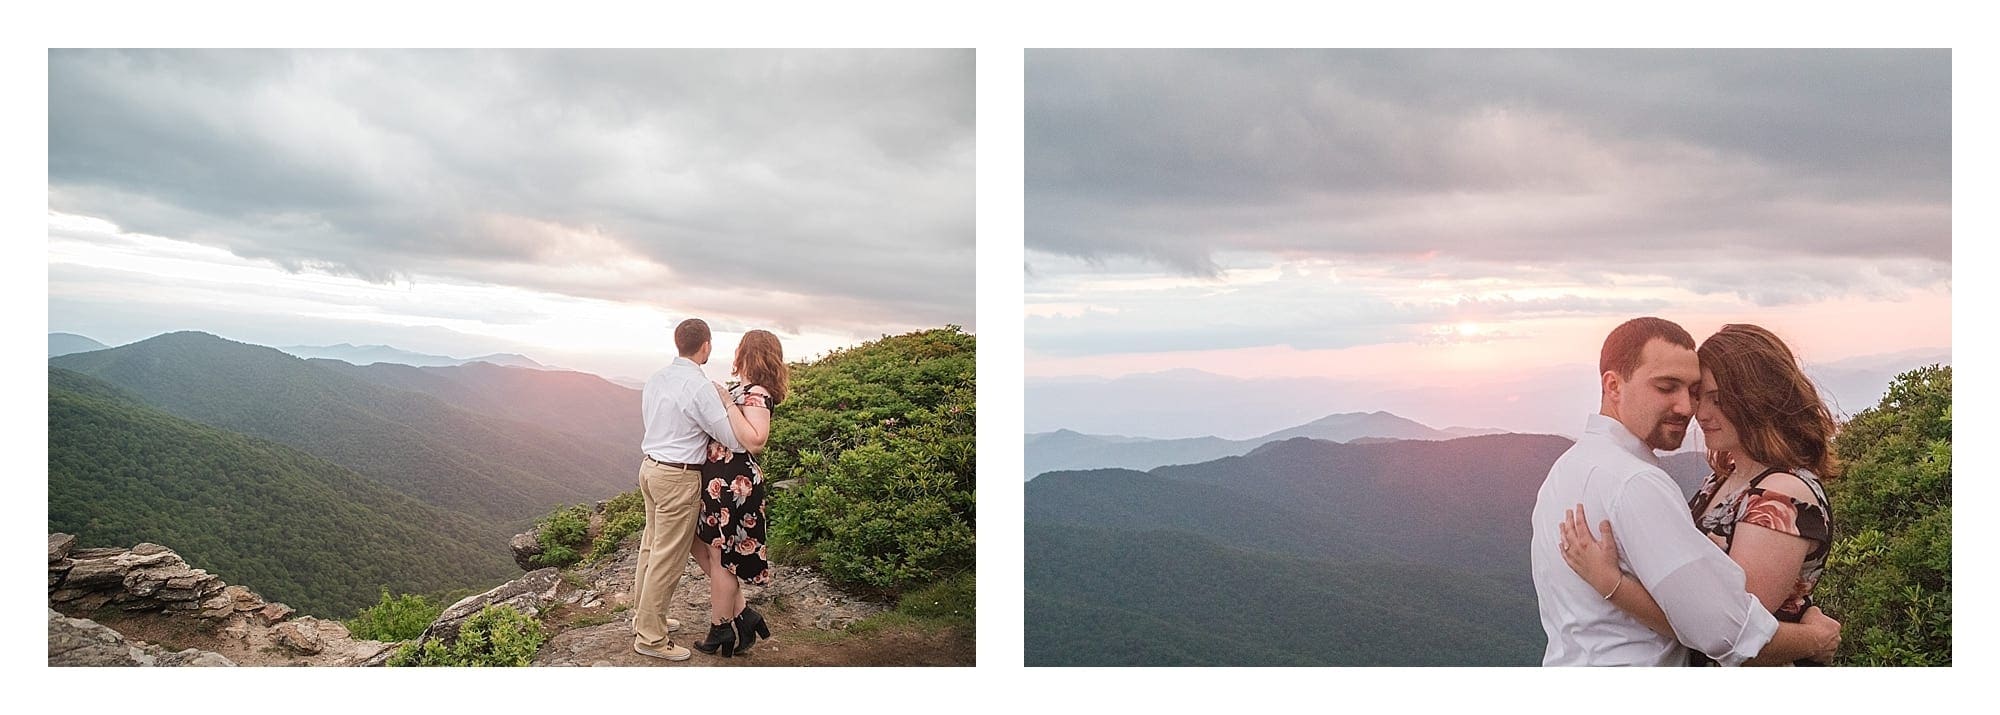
[674,318,711,357]
[1600,317,1695,378]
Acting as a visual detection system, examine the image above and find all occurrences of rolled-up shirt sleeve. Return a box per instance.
[685,380,744,453]
[1609,471,1779,666]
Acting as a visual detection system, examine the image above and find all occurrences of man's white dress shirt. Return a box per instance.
[1531,413,1779,666]
[640,357,742,463]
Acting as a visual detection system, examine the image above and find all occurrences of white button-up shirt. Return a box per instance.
[1531,413,1778,666]
[640,357,742,463]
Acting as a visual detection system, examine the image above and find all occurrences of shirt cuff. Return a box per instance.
[1714,601,1779,667]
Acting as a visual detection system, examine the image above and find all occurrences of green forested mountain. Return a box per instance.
[1024,434,1569,666]
[48,367,518,617]
[1151,433,1574,573]
[1025,468,1395,563]
[308,359,640,451]
[1026,524,1543,666]
[51,331,634,526]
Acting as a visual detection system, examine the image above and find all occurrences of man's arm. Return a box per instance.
[687,379,744,452]
[1565,506,1839,664]
[1609,472,1777,666]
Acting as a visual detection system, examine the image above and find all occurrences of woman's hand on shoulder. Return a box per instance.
[1558,504,1624,596]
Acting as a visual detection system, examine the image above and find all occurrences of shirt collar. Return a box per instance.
[671,356,699,370]
[1584,413,1658,464]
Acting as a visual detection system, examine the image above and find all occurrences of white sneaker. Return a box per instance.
[634,642,691,661]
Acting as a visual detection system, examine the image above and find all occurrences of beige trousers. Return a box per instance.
[632,459,701,649]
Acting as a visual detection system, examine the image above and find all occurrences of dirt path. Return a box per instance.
[533,551,973,666]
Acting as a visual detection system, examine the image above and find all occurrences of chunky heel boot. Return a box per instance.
[744,605,771,639]
[732,610,763,654]
[692,620,737,657]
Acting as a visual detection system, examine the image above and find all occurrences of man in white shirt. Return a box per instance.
[632,318,745,661]
[1531,317,1840,666]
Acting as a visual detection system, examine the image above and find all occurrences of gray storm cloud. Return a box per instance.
[1026,49,1950,288]
[49,49,974,332]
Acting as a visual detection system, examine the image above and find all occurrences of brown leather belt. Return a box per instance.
[644,454,701,470]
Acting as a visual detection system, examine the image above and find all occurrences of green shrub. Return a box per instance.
[531,504,591,567]
[587,491,645,560]
[1820,365,1951,666]
[763,328,975,594]
[385,604,546,667]
[346,589,443,642]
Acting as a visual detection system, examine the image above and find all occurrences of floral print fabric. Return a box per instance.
[696,383,774,586]
[1686,466,1832,666]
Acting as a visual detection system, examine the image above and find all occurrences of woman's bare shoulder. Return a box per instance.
[1752,472,1818,502]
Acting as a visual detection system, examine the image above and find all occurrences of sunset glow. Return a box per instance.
[1026,50,1950,437]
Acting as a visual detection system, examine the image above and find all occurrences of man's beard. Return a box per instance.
[1645,418,1691,451]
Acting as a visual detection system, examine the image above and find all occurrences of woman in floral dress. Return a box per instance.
[690,329,787,657]
[1558,324,1837,665]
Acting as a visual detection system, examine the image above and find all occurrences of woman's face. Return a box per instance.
[1694,365,1740,453]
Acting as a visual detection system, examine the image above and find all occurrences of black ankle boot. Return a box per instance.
[732,607,767,654]
[692,620,737,657]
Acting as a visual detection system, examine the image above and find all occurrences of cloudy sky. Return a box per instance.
[49,49,973,381]
[1026,49,1951,436]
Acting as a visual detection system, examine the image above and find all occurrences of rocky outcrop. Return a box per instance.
[509,497,627,571]
[509,531,545,570]
[48,538,251,619]
[46,534,395,667]
[48,609,234,667]
[47,526,938,667]
[418,567,564,646]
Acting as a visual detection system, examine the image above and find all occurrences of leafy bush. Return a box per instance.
[1820,365,1951,666]
[531,504,591,567]
[764,328,976,593]
[346,589,443,642]
[385,604,546,667]
[587,491,645,560]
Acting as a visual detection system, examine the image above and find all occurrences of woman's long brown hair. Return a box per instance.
[732,329,789,404]
[1697,324,1838,479]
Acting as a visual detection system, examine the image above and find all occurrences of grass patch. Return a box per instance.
[894,571,974,632]
[567,613,614,628]
[800,570,977,642]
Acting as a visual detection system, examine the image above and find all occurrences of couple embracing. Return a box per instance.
[1533,317,1843,666]
[633,318,788,661]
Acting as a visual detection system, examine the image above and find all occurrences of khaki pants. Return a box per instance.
[632,459,701,649]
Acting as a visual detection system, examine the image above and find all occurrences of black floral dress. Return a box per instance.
[696,384,774,586]
[1686,466,1832,666]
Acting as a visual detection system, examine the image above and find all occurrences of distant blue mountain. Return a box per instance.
[279,343,548,370]
[1024,411,1509,479]
[48,332,109,357]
